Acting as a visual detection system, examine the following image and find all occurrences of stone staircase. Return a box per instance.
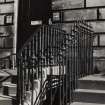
[0,69,17,105]
[71,74,105,105]
[1,69,105,105]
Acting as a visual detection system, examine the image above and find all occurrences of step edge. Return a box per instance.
[75,89,105,94]
[71,102,105,105]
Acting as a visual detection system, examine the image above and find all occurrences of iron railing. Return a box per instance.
[17,20,94,105]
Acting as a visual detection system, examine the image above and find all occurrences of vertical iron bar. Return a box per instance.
[50,26,53,105]
[62,32,65,104]
[74,21,76,90]
[21,50,25,105]
[24,47,27,98]
[70,28,73,101]
[17,56,22,105]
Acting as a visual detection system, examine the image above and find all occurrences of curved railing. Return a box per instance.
[17,20,94,105]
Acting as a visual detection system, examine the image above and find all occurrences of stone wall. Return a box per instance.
[0,0,14,56]
[0,0,14,68]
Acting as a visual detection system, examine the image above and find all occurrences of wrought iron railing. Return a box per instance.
[17,20,94,105]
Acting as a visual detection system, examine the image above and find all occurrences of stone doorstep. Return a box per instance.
[0,94,12,105]
[70,102,105,105]
[75,89,105,94]
[0,94,12,100]
[79,74,105,82]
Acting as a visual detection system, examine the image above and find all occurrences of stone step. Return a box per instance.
[2,82,16,96]
[74,89,105,104]
[78,74,105,90]
[0,94,13,105]
[70,102,105,105]
[0,69,17,83]
[0,69,17,77]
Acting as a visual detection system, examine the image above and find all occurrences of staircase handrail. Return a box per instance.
[34,76,63,105]
[34,79,48,105]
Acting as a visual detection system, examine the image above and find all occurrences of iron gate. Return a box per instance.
[17,20,94,105]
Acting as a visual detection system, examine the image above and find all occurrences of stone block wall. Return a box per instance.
[0,0,14,53]
[0,0,14,68]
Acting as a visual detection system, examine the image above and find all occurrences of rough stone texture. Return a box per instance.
[100,35,105,46]
[52,0,84,10]
[0,4,14,13]
[6,0,13,2]
[0,3,14,48]
[0,1,14,69]
[91,22,105,32]
[0,15,5,25]
[64,9,97,21]
[0,26,14,36]
[93,35,98,46]
[100,8,105,19]
[86,0,105,7]
[93,49,105,57]
[0,26,14,50]
[0,0,5,2]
